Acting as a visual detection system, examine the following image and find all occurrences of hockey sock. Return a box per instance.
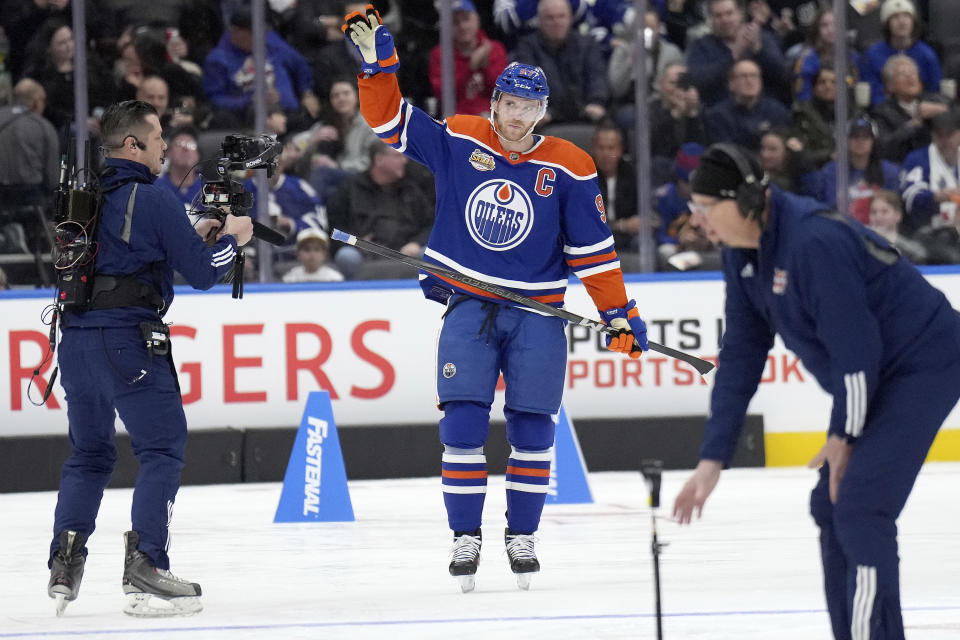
[442,447,487,532]
[504,448,552,534]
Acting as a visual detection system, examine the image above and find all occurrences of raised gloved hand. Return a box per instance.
[342,4,400,76]
[601,299,648,358]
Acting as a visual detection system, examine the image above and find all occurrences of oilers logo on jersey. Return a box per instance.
[466,180,534,251]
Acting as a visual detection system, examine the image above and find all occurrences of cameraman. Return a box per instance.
[47,100,252,617]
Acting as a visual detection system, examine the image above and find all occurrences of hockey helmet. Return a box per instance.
[492,62,550,103]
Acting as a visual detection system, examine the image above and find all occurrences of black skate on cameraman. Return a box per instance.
[48,530,87,616]
[122,531,202,617]
[449,528,482,593]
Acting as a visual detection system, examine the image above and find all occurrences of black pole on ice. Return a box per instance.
[641,459,666,639]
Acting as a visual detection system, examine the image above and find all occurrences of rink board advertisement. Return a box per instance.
[2,271,960,456]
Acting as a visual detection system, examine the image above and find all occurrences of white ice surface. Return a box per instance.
[2,464,959,639]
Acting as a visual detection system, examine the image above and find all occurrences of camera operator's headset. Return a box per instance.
[709,143,769,222]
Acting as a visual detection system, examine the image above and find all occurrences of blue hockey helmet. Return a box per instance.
[492,62,550,102]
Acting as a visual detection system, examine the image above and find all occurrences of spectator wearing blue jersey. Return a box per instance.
[790,7,859,104]
[654,142,704,253]
[245,142,330,247]
[858,0,942,107]
[899,109,960,231]
[494,0,652,49]
[819,116,901,224]
[675,143,960,640]
[202,8,320,129]
[705,59,792,151]
[510,0,609,124]
[685,0,789,107]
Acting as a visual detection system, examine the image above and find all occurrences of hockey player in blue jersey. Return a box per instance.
[672,144,960,639]
[343,5,649,592]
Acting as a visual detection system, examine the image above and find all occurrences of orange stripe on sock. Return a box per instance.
[443,470,488,479]
[506,466,551,478]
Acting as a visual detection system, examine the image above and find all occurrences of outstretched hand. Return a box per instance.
[342,4,399,75]
[673,459,722,524]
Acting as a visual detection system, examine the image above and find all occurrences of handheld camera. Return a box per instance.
[198,134,286,246]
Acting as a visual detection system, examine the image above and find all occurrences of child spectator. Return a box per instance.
[867,189,928,264]
[282,228,344,283]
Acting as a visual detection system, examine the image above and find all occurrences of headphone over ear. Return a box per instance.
[711,143,769,221]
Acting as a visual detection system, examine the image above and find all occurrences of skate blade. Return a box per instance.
[123,593,202,617]
[455,575,476,593]
[515,573,533,590]
[54,593,68,617]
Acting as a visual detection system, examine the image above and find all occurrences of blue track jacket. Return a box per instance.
[701,185,958,464]
[64,159,239,327]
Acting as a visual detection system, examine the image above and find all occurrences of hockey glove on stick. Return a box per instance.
[342,4,400,76]
[601,299,648,358]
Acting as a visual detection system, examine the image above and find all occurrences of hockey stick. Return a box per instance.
[331,229,716,377]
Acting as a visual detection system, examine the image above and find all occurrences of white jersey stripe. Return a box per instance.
[574,261,621,279]
[396,102,413,153]
[372,102,405,134]
[528,158,597,180]
[424,247,568,289]
[564,237,616,255]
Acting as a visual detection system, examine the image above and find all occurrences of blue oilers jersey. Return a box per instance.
[358,72,632,312]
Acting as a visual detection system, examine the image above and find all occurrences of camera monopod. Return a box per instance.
[641,459,667,639]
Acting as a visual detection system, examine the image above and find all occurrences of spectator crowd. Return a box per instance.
[2,0,960,289]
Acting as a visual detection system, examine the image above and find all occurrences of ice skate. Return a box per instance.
[504,528,539,590]
[122,531,202,617]
[448,529,482,593]
[48,530,87,616]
